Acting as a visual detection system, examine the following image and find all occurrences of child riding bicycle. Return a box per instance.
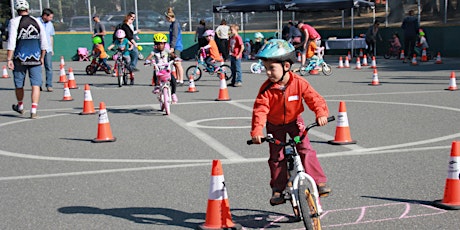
[250,39,331,206]
[107,29,135,84]
[306,39,325,69]
[91,36,111,73]
[414,30,429,57]
[200,29,223,73]
[144,33,178,103]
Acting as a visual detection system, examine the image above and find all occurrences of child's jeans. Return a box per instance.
[266,116,327,192]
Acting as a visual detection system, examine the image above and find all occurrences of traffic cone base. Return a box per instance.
[310,69,319,75]
[421,48,428,62]
[328,101,357,145]
[198,160,242,230]
[369,69,381,86]
[186,76,199,93]
[432,141,460,210]
[92,102,116,143]
[216,73,231,101]
[80,84,97,115]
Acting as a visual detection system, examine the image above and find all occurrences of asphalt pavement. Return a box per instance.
[1,55,460,229]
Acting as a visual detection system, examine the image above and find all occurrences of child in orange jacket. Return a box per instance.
[201,30,222,72]
[251,39,331,206]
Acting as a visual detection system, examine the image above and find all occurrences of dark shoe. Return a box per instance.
[133,68,140,72]
[317,183,331,197]
[228,83,235,87]
[40,86,43,91]
[30,113,38,119]
[270,191,285,206]
[12,104,25,115]
[130,79,134,85]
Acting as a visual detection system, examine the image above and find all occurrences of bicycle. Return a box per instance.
[383,39,401,59]
[185,48,232,81]
[146,60,175,115]
[112,48,130,87]
[247,116,335,230]
[250,59,265,74]
[299,58,333,76]
[85,56,112,75]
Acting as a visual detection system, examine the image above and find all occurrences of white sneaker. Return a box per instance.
[172,94,178,103]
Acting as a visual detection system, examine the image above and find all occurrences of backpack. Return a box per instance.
[112,23,123,43]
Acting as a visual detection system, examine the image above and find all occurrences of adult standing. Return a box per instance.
[195,19,207,48]
[92,14,106,47]
[126,12,140,71]
[7,0,48,119]
[40,8,55,92]
[165,7,184,86]
[215,19,230,61]
[365,20,382,57]
[401,10,419,62]
[297,21,321,66]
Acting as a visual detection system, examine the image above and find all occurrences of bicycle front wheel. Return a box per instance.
[299,66,309,76]
[298,180,321,230]
[117,63,123,87]
[185,65,202,81]
[163,87,171,115]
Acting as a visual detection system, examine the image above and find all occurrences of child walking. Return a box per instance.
[250,39,331,206]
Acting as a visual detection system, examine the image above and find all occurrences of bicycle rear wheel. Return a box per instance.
[297,180,321,230]
[220,64,232,81]
[185,65,202,81]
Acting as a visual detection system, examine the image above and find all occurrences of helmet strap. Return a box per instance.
[278,61,290,83]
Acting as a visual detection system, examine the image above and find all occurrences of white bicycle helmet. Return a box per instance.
[202,30,215,37]
[14,0,29,11]
[115,29,126,39]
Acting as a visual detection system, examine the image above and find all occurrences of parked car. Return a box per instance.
[68,16,91,32]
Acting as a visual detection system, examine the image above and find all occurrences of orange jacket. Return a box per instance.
[208,39,222,61]
[251,72,329,137]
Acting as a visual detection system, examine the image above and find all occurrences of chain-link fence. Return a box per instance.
[2,0,459,33]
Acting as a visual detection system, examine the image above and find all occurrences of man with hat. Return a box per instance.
[92,14,106,46]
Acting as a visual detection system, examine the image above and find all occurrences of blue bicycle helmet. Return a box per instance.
[256,39,296,64]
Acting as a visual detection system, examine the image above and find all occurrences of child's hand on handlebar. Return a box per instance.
[317,116,329,126]
[251,136,263,144]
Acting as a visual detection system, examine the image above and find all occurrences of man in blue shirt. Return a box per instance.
[40,8,55,92]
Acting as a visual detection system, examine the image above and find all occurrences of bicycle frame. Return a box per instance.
[151,60,175,115]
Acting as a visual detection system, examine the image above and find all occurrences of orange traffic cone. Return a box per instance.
[80,84,96,115]
[337,56,344,68]
[411,54,418,65]
[216,73,231,101]
[421,48,428,62]
[369,68,381,86]
[344,56,350,68]
[354,57,362,70]
[435,52,443,64]
[310,68,319,75]
[362,54,368,66]
[328,101,357,145]
[60,56,65,66]
[433,141,460,210]
[370,56,377,68]
[62,82,73,101]
[2,65,9,78]
[92,102,116,143]
[58,64,67,83]
[197,160,242,230]
[445,72,458,91]
[359,49,363,58]
[186,75,199,93]
[297,52,301,62]
[399,50,405,60]
[347,51,351,61]
[67,67,78,89]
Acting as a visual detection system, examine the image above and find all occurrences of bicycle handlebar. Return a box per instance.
[246,116,335,145]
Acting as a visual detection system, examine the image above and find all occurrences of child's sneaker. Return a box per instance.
[152,86,160,94]
[214,66,221,73]
[172,94,178,103]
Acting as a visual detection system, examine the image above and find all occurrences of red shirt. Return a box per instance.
[301,24,321,40]
[229,34,243,58]
[251,72,329,137]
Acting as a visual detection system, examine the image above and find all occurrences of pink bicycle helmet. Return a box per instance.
[115,29,126,39]
[202,30,215,37]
